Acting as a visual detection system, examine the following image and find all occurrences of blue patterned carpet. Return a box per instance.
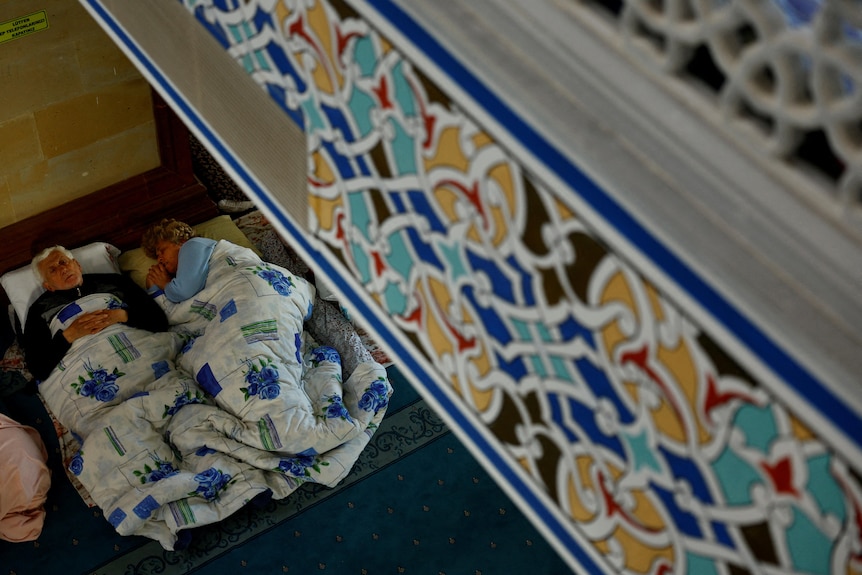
[0,366,571,574]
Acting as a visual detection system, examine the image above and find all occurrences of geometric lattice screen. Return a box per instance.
[589,0,862,217]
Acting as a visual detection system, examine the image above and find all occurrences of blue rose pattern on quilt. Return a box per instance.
[250,264,295,296]
[360,377,391,414]
[190,468,234,501]
[319,394,351,421]
[276,448,330,478]
[241,357,281,400]
[163,388,207,417]
[310,345,340,366]
[72,360,123,402]
[69,451,84,476]
[134,455,179,485]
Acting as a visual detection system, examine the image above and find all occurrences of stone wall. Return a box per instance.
[0,0,157,228]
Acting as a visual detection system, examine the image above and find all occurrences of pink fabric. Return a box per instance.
[0,413,51,542]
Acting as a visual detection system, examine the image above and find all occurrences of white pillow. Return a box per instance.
[1,242,121,330]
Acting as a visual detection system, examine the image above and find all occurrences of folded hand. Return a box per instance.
[63,309,128,343]
[146,263,172,290]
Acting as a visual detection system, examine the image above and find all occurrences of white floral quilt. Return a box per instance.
[38,242,392,550]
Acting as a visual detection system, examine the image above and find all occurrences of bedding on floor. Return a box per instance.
[0,211,393,550]
[38,321,275,549]
[232,211,392,367]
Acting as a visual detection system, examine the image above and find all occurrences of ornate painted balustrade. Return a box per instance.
[80,1,862,573]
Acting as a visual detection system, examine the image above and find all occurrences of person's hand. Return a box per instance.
[146,263,172,290]
[62,309,129,343]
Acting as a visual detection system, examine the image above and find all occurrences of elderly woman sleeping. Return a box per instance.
[140,219,393,491]
[140,217,391,446]
[20,235,391,551]
[142,218,377,378]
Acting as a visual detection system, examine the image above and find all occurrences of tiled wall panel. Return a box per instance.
[0,0,159,225]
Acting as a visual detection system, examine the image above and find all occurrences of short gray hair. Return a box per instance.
[31,245,75,282]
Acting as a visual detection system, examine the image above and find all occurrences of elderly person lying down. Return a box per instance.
[142,218,378,379]
[141,220,392,497]
[23,245,169,380]
[21,244,390,550]
[141,218,391,457]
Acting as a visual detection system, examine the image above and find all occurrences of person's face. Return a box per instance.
[39,250,84,292]
[155,240,182,275]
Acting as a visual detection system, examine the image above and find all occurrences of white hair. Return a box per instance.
[31,245,75,282]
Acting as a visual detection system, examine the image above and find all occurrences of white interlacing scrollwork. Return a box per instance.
[584,0,862,209]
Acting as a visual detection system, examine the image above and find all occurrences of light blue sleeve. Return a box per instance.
[164,237,217,303]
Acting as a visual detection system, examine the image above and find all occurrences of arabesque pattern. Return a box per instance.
[180,0,862,573]
[598,0,862,207]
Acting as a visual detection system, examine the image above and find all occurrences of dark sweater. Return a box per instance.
[22,273,168,381]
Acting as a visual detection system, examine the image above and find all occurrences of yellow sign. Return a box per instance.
[0,10,49,45]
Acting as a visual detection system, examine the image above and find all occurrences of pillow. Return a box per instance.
[0,242,121,330]
[119,215,261,289]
